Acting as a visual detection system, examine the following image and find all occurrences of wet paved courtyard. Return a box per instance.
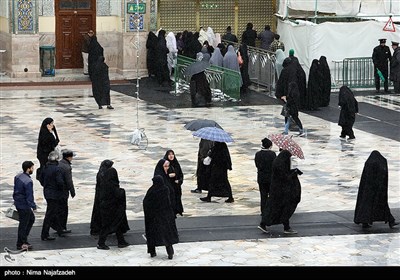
[0,84,399,267]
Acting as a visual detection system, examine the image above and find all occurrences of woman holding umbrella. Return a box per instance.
[260,150,302,234]
[185,53,212,107]
[200,141,234,203]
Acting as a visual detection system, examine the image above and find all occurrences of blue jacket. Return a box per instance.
[13,172,36,210]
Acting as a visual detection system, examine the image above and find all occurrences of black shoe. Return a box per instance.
[118,241,130,248]
[97,244,110,250]
[150,252,157,258]
[57,229,71,236]
[107,105,114,109]
[225,197,234,203]
[98,105,103,109]
[375,89,380,93]
[41,236,56,241]
[191,189,202,194]
[257,224,269,234]
[362,223,372,229]
[17,243,32,250]
[389,222,399,229]
[200,196,211,202]
[168,254,173,260]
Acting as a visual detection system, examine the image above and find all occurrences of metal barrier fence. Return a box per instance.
[222,40,276,93]
[174,55,241,101]
[332,57,376,89]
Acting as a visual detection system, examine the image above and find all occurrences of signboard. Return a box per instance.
[127,3,146,14]
[383,17,396,32]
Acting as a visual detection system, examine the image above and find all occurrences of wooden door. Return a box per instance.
[55,0,96,69]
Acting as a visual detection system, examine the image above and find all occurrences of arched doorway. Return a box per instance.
[55,0,96,69]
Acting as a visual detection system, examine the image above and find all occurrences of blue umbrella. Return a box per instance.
[193,127,234,143]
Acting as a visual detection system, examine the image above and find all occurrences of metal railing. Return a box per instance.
[222,40,276,93]
[174,55,241,101]
[332,57,378,89]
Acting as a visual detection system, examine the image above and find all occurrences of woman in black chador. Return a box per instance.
[91,56,113,109]
[354,151,398,229]
[305,59,321,111]
[319,56,331,107]
[200,141,234,203]
[260,150,302,234]
[154,159,177,216]
[92,160,130,250]
[143,175,179,259]
[163,150,184,216]
[338,85,358,140]
[146,31,158,78]
[88,34,104,79]
[36,117,60,181]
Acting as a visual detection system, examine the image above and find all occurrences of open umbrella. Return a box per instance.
[184,119,223,131]
[184,54,211,76]
[268,134,304,159]
[193,127,234,143]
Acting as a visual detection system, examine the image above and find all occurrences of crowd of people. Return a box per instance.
[9,26,399,258]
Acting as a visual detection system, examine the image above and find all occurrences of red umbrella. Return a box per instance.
[268,134,305,159]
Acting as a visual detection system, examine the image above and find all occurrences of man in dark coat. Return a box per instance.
[55,149,75,233]
[354,151,398,229]
[390,41,400,93]
[221,26,238,43]
[255,138,276,232]
[95,160,130,250]
[338,85,358,140]
[260,150,302,234]
[258,25,275,50]
[13,161,36,250]
[143,175,179,259]
[91,56,114,109]
[241,22,257,47]
[200,141,234,203]
[372,39,391,93]
[40,151,68,241]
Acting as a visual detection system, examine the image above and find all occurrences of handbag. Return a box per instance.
[203,156,212,165]
[280,103,289,117]
[5,205,19,221]
[237,51,243,67]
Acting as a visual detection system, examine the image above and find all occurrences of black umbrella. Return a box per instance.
[184,53,211,76]
[184,119,223,131]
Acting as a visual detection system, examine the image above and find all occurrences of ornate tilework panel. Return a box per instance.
[41,0,54,16]
[149,0,157,31]
[16,0,37,33]
[128,13,144,31]
[126,0,146,32]
[97,0,110,16]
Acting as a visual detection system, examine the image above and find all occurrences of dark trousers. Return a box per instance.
[16,208,35,247]
[283,221,290,231]
[41,199,63,238]
[374,66,389,91]
[98,228,125,246]
[147,244,174,256]
[340,125,355,138]
[50,197,68,231]
[258,182,269,217]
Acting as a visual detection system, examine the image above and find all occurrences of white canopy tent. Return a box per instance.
[276,0,400,84]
